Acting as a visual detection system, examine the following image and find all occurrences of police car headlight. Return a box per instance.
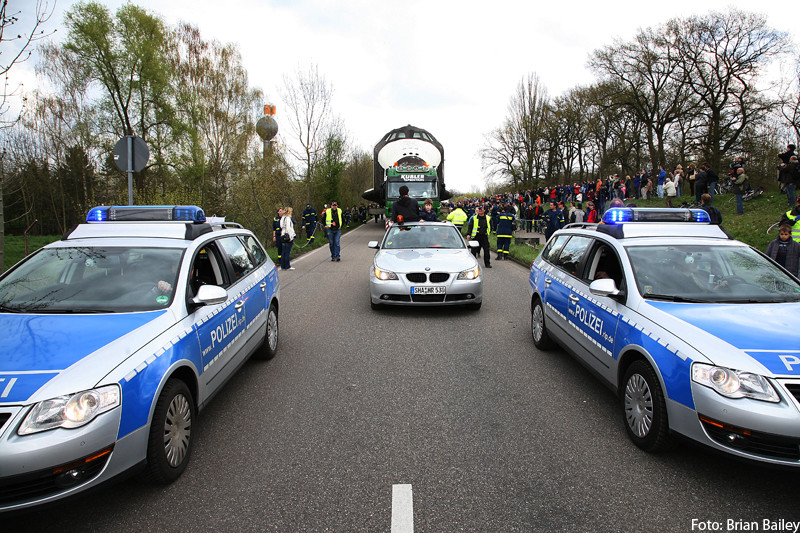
[18,385,121,435]
[457,266,481,280]
[374,266,398,281]
[692,364,779,403]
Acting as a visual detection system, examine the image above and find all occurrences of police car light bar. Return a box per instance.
[602,207,711,224]
[86,205,207,223]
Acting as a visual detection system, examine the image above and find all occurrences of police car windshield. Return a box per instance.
[626,244,800,303]
[0,247,184,313]
[383,225,465,249]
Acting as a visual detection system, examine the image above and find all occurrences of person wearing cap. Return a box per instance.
[325,201,343,261]
[302,203,317,243]
[469,204,492,268]
[391,185,420,223]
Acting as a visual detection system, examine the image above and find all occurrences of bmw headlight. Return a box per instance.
[692,364,779,402]
[373,266,398,281]
[457,266,481,281]
[18,385,121,435]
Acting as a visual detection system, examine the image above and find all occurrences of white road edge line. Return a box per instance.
[391,484,414,533]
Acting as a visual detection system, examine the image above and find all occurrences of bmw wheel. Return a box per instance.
[531,298,554,350]
[254,302,278,360]
[141,379,196,484]
[622,360,672,452]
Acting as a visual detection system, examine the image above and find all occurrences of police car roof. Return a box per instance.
[590,207,731,240]
[596,222,730,240]
[64,205,244,241]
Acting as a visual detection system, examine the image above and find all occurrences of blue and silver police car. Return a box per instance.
[529,207,800,466]
[0,206,280,511]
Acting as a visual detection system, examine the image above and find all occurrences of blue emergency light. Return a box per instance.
[86,205,206,223]
[601,207,710,225]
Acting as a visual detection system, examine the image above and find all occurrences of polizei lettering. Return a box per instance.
[571,303,604,335]
[210,314,245,349]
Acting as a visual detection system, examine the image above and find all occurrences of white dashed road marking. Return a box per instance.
[391,484,414,533]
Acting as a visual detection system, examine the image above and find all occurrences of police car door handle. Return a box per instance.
[234,301,245,311]
[569,295,580,303]
[544,277,552,285]
[259,281,266,291]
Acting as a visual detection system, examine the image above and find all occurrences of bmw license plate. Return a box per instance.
[411,286,445,295]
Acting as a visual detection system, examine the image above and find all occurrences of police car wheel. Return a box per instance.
[254,303,278,360]
[531,298,554,350]
[621,360,672,452]
[141,379,196,484]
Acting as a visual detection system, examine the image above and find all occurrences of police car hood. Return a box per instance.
[376,248,478,271]
[644,300,800,376]
[0,311,168,403]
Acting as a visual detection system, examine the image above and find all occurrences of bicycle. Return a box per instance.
[729,186,764,203]
[715,181,732,195]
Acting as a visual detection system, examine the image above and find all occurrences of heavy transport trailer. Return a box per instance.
[363,125,452,216]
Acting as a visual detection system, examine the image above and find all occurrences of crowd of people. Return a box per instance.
[267,150,800,276]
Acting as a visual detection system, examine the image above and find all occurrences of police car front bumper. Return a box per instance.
[682,381,800,466]
[0,404,124,510]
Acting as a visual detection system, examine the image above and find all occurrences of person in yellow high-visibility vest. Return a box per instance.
[325,201,343,261]
[446,203,468,233]
[469,204,492,269]
[779,195,800,243]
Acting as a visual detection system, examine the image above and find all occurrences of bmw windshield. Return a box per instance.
[382,225,466,250]
[626,244,800,303]
[0,247,184,313]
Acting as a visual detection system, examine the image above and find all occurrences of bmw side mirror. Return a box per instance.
[368,241,380,249]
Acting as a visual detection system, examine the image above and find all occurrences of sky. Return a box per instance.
[8,0,800,194]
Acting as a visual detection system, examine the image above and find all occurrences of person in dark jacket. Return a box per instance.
[495,205,516,260]
[272,207,283,264]
[302,203,317,242]
[766,225,800,277]
[391,185,420,222]
[542,202,564,241]
[418,198,439,221]
[779,156,800,207]
[700,194,722,224]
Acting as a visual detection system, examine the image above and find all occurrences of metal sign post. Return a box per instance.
[113,135,150,205]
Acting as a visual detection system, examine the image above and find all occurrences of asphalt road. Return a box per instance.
[7,221,800,532]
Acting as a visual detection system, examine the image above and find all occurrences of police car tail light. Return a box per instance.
[86,205,206,223]
[601,207,711,224]
[18,385,121,435]
[691,364,779,402]
[457,266,480,280]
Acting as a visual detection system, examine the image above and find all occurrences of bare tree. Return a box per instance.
[589,25,693,170]
[669,9,790,171]
[279,64,337,198]
[481,73,549,187]
[0,0,55,273]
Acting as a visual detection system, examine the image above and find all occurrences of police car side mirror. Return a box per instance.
[192,285,228,307]
[589,278,621,298]
[368,241,380,249]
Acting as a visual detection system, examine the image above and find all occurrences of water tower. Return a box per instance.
[256,104,278,156]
